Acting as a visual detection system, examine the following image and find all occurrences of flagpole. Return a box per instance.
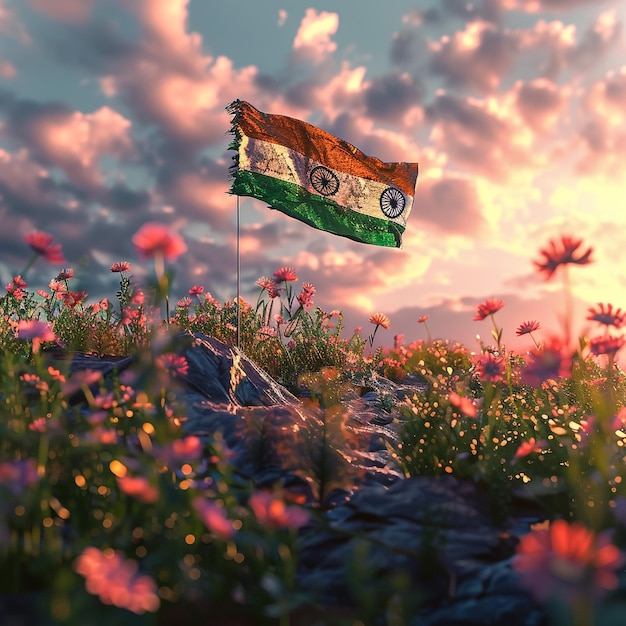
[236,194,241,351]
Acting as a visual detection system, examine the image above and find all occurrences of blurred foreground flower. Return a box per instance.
[132,222,187,261]
[521,336,571,386]
[587,303,626,329]
[24,231,66,265]
[17,319,57,353]
[533,235,593,280]
[513,519,623,604]
[74,547,160,614]
[249,492,310,529]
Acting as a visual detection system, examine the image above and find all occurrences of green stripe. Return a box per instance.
[233,170,404,248]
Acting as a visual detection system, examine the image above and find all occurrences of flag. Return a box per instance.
[227,100,418,248]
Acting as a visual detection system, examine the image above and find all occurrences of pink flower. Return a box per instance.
[117,476,159,504]
[132,222,187,261]
[473,299,504,321]
[587,303,626,329]
[55,268,74,280]
[110,261,131,273]
[192,497,236,540]
[513,437,546,459]
[156,353,189,377]
[449,391,478,418]
[157,436,203,468]
[17,320,57,353]
[369,313,390,329]
[74,547,160,614]
[516,320,540,336]
[176,297,192,308]
[24,231,66,264]
[533,235,593,280]
[417,315,430,323]
[474,353,505,383]
[273,266,298,283]
[249,492,310,529]
[589,335,625,358]
[521,336,572,386]
[61,290,87,309]
[189,285,204,296]
[513,519,623,603]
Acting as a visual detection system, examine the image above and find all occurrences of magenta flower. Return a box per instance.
[74,547,160,614]
[249,492,310,529]
[132,222,187,261]
[24,231,66,264]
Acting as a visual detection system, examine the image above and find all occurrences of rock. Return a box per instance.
[65,332,547,625]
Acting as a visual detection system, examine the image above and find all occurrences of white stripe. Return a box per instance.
[239,136,412,226]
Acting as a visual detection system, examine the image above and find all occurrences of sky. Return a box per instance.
[0,0,625,355]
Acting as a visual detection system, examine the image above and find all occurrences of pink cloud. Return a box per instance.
[27,106,133,189]
[576,68,626,178]
[29,0,95,23]
[292,8,339,64]
[430,21,519,92]
[514,78,568,132]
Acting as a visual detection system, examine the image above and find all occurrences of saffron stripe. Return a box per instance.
[231,100,418,196]
[238,135,413,226]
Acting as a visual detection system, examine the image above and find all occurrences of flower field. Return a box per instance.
[2,226,626,625]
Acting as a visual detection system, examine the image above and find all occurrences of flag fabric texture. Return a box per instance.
[227,100,418,248]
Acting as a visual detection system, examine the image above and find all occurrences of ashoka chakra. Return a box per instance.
[310,166,340,196]
[380,187,406,218]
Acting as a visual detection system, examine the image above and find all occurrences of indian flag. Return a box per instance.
[227,100,418,248]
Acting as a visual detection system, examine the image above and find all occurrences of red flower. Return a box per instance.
[513,519,624,603]
[249,492,310,529]
[473,299,504,321]
[516,320,540,336]
[521,336,571,386]
[474,353,505,383]
[589,335,625,358]
[61,290,87,309]
[533,235,593,280]
[110,261,131,273]
[192,497,235,540]
[24,231,66,264]
[369,313,390,329]
[587,303,626,329]
[117,475,159,504]
[55,268,74,280]
[188,285,204,296]
[449,391,477,418]
[74,547,160,614]
[417,315,430,323]
[273,266,298,283]
[513,437,546,459]
[132,222,187,261]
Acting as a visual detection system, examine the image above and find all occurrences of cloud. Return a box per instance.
[363,72,424,122]
[576,67,626,178]
[430,21,520,92]
[6,100,133,190]
[496,0,619,13]
[413,176,487,236]
[29,0,96,23]
[514,78,567,131]
[292,8,338,64]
